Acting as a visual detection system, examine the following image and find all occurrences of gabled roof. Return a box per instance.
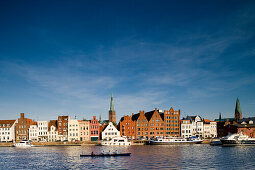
[0,120,16,127]
[120,117,124,122]
[204,119,210,123]
[182,116,196,121]
[48,120,57,131]
[102,122,118,132]
[144,110,156,122]
[131,113,140,121]
[160,113,164,121]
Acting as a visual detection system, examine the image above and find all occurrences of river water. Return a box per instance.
[0,144,254,169]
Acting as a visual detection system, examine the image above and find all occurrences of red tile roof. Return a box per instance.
[0,120,16,127]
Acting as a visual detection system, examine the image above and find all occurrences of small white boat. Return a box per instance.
[13,140,34,147]
[101,136,131,146]
[149,136,203,145]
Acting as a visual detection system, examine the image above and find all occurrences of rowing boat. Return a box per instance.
[80,153,131,157]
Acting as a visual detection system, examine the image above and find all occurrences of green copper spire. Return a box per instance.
[235,97,242,121]
[110,93,115,111]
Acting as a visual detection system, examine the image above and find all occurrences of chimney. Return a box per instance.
[21,113,24,118]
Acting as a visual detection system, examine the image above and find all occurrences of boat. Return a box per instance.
[80,153,131,157]
[149,136,203,145]
[210,139,222,146]
[13,140,34,147]
[101,136,131,146]
[220,133,255,146]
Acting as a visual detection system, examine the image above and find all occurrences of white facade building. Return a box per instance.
[29,125,38,141]
[209,121,217,138]
[181,116,217,138]
[203,123,211,138]
[181,120,192,138]
[181,116,204,138]
[68,119,80,142]
[102,122,120,140]
[192,116,204,137]
[48,120,59,142]
[38,121,49,141]
[0,120,17,142]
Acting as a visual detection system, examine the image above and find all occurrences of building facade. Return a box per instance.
[0,120,17,142]
[90,116,99,141]
[119,114,137,139]
[48,120,58,142]
[78,120,90,141]
[119,108,181,139]
[181,120,192,138]
[29,124,38,141]
[68,119,80,142]
[15,113,35,141]
[102,122,120,140]
[38,121,49,142]
[164,108,181,136]
[58,116,69,141]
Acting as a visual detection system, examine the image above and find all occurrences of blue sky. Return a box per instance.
[0,0,255,121]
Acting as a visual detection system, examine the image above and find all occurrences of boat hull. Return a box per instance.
[149,140,203,145]
[221,139,255,146]
[80,153,131,157]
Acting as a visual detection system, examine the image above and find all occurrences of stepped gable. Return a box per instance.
[48,120,57,131]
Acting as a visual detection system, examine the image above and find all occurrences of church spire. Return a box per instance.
[235,97,242,121]
[109,93,116,124]
[110,92,115,111]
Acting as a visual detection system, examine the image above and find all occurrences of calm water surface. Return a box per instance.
[0,145,254,169]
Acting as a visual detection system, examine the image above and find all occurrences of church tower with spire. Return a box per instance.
[109,93,116,124]
[235,97,242,121]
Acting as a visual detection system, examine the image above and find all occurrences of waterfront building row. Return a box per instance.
[119,107,181,140]
[0,113,101,142]
[181,116,217,138]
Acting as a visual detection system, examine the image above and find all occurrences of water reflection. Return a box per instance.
[0,145,254,169]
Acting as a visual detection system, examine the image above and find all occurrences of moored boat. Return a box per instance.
[13,140,34,147]
[210,139,222,146]
[101,136,131,146]
[149,136,203,145]
[220,133,255,146]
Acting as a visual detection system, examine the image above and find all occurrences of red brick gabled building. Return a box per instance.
[146,109,164,139]
[15,113,35,141]
[119,107,181,140]
[57,116,69,141]
[164,107,181,137]
[119,113,138,139]
[90,116,99,141]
